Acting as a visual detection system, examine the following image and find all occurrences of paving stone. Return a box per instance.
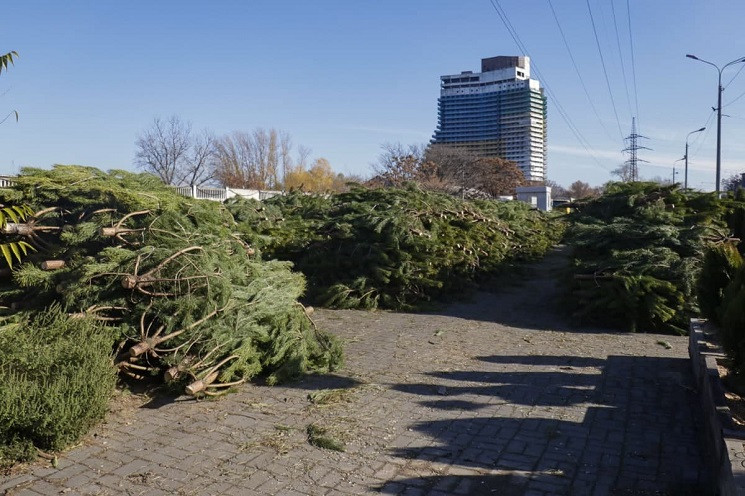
[0,249,708,495]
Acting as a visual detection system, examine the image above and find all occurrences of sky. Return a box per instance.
[2,0,745,190]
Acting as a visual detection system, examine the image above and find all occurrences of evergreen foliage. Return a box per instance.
[0,165,340,390]
[0,308,116,460]
[567,182,736,334]
[227,184,564,310]
[697,243,743,324]
[719,265,745,374]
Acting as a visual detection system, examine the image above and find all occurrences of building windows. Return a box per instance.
[432,56,547,182]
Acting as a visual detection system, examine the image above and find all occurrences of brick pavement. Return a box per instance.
[1,249,709,495]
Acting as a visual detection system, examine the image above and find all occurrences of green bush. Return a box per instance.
[227,185,564,310]
[566,182,727,334]
[0,308,116,461]
[697,243,743,324]
[720,265,745,374]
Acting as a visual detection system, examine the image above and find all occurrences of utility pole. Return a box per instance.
[622,117,651,181]
[684,127,705,189]
[686,54,745,193]
[674,157,684,185]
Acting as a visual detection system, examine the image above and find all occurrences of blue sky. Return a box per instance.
[2,0,745,189]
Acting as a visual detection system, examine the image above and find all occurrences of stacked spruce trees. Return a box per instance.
[0,166,340,464]
[227,184,564,310]
[696,188,745,373]
[567,182,733,335]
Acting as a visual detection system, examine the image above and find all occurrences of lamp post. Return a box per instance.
[686,54,745,193]
[674,157,684,185]
[684,127,705,189]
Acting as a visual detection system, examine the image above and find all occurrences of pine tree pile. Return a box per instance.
[694,188,745,373]
[0,165,341,463]
[566,182,734,334]
[227,184,564,310]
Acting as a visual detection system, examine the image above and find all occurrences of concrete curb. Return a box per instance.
[689,318,745,495]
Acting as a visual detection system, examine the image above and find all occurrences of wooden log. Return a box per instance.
[185,370,219,395]
[2,223,34,236]
[164,366,182,382]
[41,260,65,270]
[129,340,153,357]
[99,226,142,237]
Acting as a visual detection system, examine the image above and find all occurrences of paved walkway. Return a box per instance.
[2,249,708,495]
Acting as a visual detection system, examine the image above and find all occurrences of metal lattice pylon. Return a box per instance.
[622,117,651,181]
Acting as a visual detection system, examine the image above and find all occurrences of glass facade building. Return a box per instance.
[432,56,547,182]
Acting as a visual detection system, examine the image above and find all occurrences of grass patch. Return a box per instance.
[306,424,345,452]
[307,388,356,406]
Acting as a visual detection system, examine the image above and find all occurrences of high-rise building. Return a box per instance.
[431,55,547,182]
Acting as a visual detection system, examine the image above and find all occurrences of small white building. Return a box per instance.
[515,186,552,212]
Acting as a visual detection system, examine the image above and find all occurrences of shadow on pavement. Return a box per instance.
[384,354,712,495]
[423,246,617,334]
[269,373,363,391]
[378,473,528,495]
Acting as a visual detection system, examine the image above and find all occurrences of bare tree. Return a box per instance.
[371,143,439,187]
[722,172,745,192]
[371,143,526,197]
[426,146,526,196]
[134,116,192,185]
[566,180,602,199]
[134,116,216,186]
[178,130,216,187]
[612,163,634,182]
[546,180,569,198]
[212,128,294,189]
[424,145,478,194]
[474,157,526,196]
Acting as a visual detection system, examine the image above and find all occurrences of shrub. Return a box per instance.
[566,182,727,334]
[720,265,745,374]
[0,308,117,461]
[697,243,743,324]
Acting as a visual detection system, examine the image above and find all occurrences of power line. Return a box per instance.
[610,0,633,119]
[625,0,640,126]
[488,0,613,172]
[691,109,716,157]
[724,63,745,90]
[724,86,745,108]
[547,0,615,142]
[586,0,623,138]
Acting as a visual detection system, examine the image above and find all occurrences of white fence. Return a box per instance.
[172,185,282,202]
[0,176,281,202]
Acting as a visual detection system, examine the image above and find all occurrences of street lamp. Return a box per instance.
[686,54,745,193]
[674,157,684,185]
[684,127,705,189]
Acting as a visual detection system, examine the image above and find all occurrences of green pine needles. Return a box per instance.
[227,184,564,310]
[566,182,739,334]
[0,307,117,463]
[0,165,342,462]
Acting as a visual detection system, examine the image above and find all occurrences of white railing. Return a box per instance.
[0,177,282,202]
[174,185,283,202]
[0,176,16,188]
